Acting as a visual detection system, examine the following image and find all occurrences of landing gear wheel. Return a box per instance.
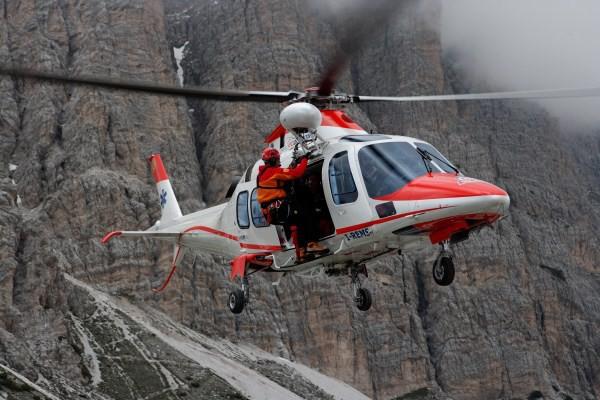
[355,288,372,311]
[228,289,245,314]
[432,256,455,286]
[350,264,371,311]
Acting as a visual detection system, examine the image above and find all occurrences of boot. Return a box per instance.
[306,241,328,254]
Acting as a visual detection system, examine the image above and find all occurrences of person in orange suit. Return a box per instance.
[257,147,328,259]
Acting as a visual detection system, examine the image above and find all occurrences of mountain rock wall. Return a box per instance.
[0,1,598,399]
[0,0,204,397]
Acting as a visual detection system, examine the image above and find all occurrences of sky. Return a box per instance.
[434,0,600,131]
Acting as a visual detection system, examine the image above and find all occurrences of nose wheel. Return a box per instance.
[351,265,372,311]
[228,277,249,314]
[432,242,455,286]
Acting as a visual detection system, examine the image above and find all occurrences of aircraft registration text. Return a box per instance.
[344,227,373,241]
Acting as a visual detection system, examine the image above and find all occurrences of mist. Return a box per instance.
[309,0,600,131]
[434,0,600,132]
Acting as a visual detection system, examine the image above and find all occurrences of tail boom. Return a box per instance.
[101,230,181,244]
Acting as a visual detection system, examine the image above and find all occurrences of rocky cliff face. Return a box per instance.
[0,1,599,399]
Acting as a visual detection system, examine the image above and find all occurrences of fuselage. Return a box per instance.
[153,111,509,273]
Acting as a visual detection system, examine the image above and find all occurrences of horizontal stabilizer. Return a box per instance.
[101,230,180,244]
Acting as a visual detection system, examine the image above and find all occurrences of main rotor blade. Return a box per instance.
[0,67,299,102]
[317,0,406,96]
[355,87,600,103]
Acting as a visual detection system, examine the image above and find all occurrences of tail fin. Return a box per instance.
[148,154,182,225]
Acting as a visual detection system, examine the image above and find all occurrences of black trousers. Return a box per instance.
[288,183,319,248]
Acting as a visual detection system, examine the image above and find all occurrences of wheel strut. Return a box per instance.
[241,277,250,304]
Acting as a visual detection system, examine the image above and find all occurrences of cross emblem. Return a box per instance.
[160,189,167,208]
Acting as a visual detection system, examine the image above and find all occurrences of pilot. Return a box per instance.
[257,147,328,259]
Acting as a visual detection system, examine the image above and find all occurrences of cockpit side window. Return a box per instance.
[329,151,358,205]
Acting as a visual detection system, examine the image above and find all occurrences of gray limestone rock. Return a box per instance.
[0,0,598,399]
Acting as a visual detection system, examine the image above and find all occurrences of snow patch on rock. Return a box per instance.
[173,41,189,86]
[8,164,17,185]
[70,314,103,386]
[111,308,181,391]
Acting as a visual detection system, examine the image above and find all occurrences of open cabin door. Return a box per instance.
[301,160,335,240]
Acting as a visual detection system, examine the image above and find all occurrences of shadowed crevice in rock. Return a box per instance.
[539,264,566,281]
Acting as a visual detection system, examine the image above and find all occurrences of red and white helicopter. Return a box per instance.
[3,3,600,314]
[98,96,509,313]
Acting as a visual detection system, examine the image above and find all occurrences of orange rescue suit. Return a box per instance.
[257,158,308,205]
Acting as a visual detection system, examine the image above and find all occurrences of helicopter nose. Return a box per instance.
[376,173,510,214]
[452,176,509,204]
[462,178,510,216]
[444,176,511,216]
[495,187,510,215]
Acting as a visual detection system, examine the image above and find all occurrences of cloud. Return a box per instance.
[433,0,600,131]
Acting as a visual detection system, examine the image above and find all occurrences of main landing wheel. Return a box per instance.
[228,289,245,314]
[355,288,372,311]
[350,265,371,311]
[432,255,455,286]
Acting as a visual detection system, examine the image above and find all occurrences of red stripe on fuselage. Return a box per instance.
[184,225,239,241]
[183,225,281,251]
[240,243,282,251]
[336,206,453,235]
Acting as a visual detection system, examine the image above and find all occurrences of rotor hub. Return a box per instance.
[287,88,355,108]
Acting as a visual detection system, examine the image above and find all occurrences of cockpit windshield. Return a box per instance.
[414,142,458,174]
[358,142,457,199]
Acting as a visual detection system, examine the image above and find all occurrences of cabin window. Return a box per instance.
[329,151,358,205]
[359,142,429,199]
[236,191,250,229]
[250,189,269,228]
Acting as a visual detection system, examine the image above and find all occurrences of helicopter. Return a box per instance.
[98,95,510,314]
[3,4,600,315]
